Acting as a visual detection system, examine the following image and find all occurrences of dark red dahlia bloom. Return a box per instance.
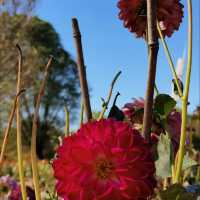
[53,119,156,200]
[117,0,183,37]
[166,110,182,153]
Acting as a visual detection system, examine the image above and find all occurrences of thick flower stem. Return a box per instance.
[16,44,27,200]
[31,56,53,200]
[142,0,159,142]
[72,18,92,122]
[175,0,193,183]
[157,22,183,98]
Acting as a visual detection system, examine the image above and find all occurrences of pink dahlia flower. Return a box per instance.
[123,98,144,126]
[122,99,183,150]
[117,0,183,38]
[53,119,156,200]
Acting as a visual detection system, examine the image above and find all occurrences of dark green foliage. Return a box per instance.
[154,94,176,117]
[108,93,124,121]
[155,184,199,200]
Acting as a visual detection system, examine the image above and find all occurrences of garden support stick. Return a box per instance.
[72,18,92,122]
[0,89,25,167]
[16,44,27,200]
[31,56,53,200]
[175,0,193,183]
[142,0,159,142]
[98,71,121,120]
[80,101,84,126]
[64,106,70,136]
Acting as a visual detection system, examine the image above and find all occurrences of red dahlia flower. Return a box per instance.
[53,119,156,200]
[117,0,184,37]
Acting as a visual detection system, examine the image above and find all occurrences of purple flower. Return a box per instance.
[0,175,21,200]
[0,175,35,200]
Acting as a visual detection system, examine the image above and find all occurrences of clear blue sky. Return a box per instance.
[35,0,199,114]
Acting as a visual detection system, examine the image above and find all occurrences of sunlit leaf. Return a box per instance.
[155,133,173,178]
[154,94,176,117]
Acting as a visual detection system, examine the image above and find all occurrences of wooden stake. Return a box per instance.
[72,18,92,122]
[142,0,159,142]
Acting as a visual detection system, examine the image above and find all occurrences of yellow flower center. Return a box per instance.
[95,159,114,179]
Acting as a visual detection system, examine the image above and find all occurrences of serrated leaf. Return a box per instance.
[154,94,176,116]
[155,133,173,178]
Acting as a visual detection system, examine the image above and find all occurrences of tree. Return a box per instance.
[0,0,37,15]
[0,13,80,159]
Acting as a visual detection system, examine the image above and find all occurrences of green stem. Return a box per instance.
[31,56,53,200]
[175,0,193,183]
[154,83,159,96]
[98,71,121,120]
[196,166,200,182]
[16,44,27,200]
[157,22,183,98]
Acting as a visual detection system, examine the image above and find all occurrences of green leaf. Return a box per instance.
[155,133,173,178]
[182,153,197,170]
[157,184,198,200]
[154,94,176,116]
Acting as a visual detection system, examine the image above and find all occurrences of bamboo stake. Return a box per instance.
[64,106,70,136]
[79,101,84,126]
[142,0,159,142]
[72,18,92,122]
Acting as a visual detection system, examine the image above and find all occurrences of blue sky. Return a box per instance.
[35,0,199,114]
